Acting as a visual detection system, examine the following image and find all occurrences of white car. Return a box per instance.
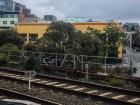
[0,99,41,105]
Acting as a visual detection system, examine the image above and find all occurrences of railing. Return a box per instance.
[0,50,131,74]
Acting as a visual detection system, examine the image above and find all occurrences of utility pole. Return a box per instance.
[126,31,136,75]
[129,32,132,69]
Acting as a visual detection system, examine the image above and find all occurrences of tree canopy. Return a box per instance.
[29,21,124,57]
[0,30,24,48]
[103,25,124,57]
[43,21,81,53]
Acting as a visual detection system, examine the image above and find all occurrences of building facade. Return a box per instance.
[0,0,38,23]
[0,11,19,30]
[0,0,26,29]
[16,21,123,41]
[0,0,14,12]
[0,0,25,12]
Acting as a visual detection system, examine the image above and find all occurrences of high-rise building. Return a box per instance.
[0,0,25,12]
[0,0,14,12]
[44,15,57,22]
[13,1,26,12]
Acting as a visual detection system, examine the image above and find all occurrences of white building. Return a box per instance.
[0,11,19,30]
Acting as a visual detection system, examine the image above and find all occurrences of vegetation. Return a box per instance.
[22,22,124,72]
[0,22,138,90]
[109,79,124,87]
[24,55,42,73]
[133,81,140,88]
[35,22,124,57]
[0,43,19,51]
[43,21,81,53]
[0,53,9,67]
[23,42,37,52]
[0,30,24,49]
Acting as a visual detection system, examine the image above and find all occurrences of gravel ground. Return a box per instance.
[0,79,115,105]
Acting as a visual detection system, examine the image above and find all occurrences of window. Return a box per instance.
[3,14,8,18]
[10,21,15,24]
[29,34,38,41]
[3,21,7,24]
[10,14,14,18]
[0,1,4,6]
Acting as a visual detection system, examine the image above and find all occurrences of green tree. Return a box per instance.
[23,42,37,52]
[0,30,24,48]
[43,21,80,53]
[73,28,101,56]
[100,25,124,57]
[43,22,102,56]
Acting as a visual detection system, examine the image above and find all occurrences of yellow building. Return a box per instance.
[16,21,122,42]
[15,21,123,57]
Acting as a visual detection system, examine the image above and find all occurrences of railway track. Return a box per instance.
[0,87,60,105]
[44,65,140,82]
[0,67,140,105]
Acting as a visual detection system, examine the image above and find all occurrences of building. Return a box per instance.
[0,0,25,12]
[13,1,26,13]
[0,0,38,23]
[0,11,19,30]
[0,0,14,12]
[64,17,85,23]
[0,0,26,29]
[124,23,140,32]
[16,21,123,41]
[44,15,57,22]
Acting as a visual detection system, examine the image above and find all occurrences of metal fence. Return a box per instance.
[0,50,131,75]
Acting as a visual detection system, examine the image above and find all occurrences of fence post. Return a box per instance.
[85,64,89,82]
[73,55,76,69]
[105,56,107,74]
[29,72,31,90]
[55,53,58,66]
[81,55,84,70]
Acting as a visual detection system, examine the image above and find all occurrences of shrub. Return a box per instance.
[0,30,24,48]
[0,53,9,66]
[109,79,124,87]
[24,55,42,73]
[133,81,140,88]
[23,42,37,52]
[0,43,19,51]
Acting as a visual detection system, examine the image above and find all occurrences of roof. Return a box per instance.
[0,11,19,15]
[17,22,118,26]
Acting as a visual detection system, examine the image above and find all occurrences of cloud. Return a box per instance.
[14,0,140,22]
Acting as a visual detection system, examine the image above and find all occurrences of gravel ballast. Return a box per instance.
[0,79,114,105]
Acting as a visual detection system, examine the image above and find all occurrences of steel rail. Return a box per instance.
[0,67,140,105]
[0,88,61,105]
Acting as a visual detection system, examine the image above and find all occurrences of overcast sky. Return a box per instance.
[14,0,140,22]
